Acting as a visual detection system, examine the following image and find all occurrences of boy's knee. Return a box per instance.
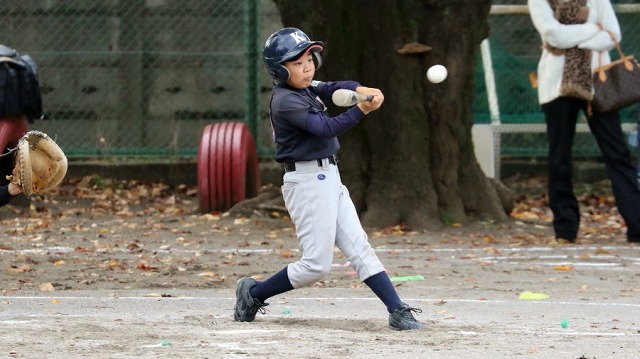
[294,261,331,286]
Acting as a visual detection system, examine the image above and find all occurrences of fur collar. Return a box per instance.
[547,0,593,100]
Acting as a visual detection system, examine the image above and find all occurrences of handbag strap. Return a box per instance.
[596,30,635,81]
[605,30,626,60]
[592,30,622,117]
[598,30,625,68]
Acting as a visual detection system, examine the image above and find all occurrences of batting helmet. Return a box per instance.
[262,27,324,85]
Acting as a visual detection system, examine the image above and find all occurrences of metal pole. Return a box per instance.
[480,39,500,125]
[243,0,259,142]
[480,38,501,178]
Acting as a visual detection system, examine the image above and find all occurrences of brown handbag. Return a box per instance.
[591,31,640,113]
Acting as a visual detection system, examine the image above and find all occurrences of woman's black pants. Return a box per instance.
[542,97,640,242]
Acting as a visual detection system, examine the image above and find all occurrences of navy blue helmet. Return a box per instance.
[262,28,323,85]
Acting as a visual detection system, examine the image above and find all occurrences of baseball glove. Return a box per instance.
[6,130,67,196]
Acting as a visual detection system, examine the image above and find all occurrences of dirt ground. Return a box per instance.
[0,176,536,294]
[1,176,639,358]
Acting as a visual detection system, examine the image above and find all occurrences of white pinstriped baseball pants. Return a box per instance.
[281,158,385,288]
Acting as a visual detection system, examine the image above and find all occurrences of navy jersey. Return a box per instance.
[269,80,365,163]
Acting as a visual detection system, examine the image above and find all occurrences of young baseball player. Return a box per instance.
[233,27,423,330]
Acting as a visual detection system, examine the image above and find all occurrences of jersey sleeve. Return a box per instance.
[273,86,366,138]
[306,106,365,138]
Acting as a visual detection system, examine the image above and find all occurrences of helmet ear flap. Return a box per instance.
[313,52,323,70]
[276,65,290,85]
[269,65,290,85]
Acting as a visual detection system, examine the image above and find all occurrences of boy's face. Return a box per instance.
[284,52,315,89]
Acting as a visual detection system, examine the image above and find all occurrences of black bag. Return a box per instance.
[0,44,43,121]
[591,32,640,113]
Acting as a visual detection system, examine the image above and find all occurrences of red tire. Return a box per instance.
[197,124,214,212]
[233,122,259,202]
[197,121,260,213]
[230,123,245,205]
[209,122,227,211]
[221,121,235,211]
[211,122,225,211]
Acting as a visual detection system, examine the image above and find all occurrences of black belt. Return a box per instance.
[284,155,338,172]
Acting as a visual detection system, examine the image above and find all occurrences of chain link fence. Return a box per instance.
[1,0,274,159]
[1,0,639,161]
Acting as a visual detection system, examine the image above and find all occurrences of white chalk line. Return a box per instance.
[2,244,638,255]
[212,329,287,335]
[543,331,627,337]
[9,246,637,271]
[3,295,639,308]
[3,248,636,270]
[448,329,628,337]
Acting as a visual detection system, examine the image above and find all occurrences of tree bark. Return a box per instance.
[273,0,508,229]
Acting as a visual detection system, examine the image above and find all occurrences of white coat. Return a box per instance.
[528,0,621,105]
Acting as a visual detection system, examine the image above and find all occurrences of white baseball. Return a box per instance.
[427,64,448,83]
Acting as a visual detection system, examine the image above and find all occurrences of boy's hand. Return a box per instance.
[355,86,384,114]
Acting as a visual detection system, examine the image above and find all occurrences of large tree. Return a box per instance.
[273,0,509,229]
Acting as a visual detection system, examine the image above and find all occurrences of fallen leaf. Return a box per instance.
[38,283,55,292]
[482,235,495,244]
[136,263,159,271]
[198,272,217,277]
[554,265,574,271]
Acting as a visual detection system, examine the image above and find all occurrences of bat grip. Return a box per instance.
[364,95,373,102]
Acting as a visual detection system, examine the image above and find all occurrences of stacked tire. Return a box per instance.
[197,121,260,213]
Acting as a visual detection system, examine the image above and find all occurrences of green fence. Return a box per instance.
[2,0,639,160]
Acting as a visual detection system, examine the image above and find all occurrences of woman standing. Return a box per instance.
[528,0,640,243]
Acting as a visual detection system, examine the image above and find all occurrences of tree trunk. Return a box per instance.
[273,0,508,229]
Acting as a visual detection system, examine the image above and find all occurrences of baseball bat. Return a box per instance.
[331,89,373,107]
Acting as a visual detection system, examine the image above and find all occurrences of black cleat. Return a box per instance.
[233,277,268,322]
[389,303,423,330]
